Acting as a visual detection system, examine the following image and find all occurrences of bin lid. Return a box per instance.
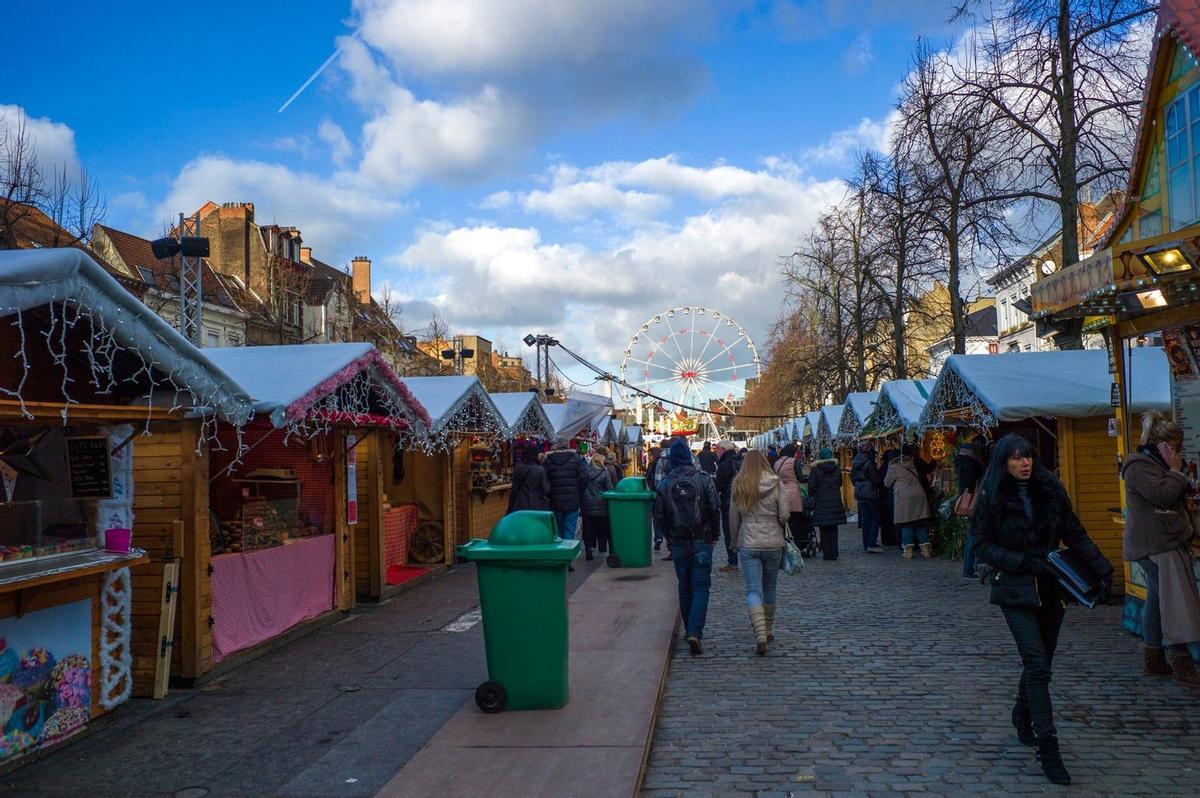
[603,476,655,501]
[456,511,581,562]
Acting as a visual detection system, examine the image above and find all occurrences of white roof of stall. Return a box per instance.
[842,392,880,426]
[205,343,428,430]
[608,418,624,443]
[877,379,937,430]
[921,348,1170,428]
[624,424,644,445]
[545,390,614,443]
[399,375,504,433]
[489,392,554,438]
[0,248,253,424]
[819,405,844,438]
[803,411,822,439]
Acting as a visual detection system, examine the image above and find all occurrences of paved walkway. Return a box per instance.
[643,525,1200,796]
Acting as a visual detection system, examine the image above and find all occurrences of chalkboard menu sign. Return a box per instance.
[65,436,113,499]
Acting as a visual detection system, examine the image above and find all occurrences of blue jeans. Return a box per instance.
[962,527,979,577]
[671,539,713,639]
[1138,557,1188,652]
[857,500,879,550]
[554,510,580,541]
[739,548,783,608]
[900,523,928,547]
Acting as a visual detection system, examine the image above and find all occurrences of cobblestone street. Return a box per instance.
[643,526,1200,797]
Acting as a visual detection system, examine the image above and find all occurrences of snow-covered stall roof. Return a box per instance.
[803,411,822,440]
[837,392,880,442]
[920,348,1170,430]
[817,404,844,448]
[624,424,644,446]
[862,379,936,437]
[398,375,506,448]
[489,392,554,438]
[608,418,625,445]
[205,343,429,433]
[0,247,253,425]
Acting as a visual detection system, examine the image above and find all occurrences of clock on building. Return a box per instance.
[1040,259,1057,275]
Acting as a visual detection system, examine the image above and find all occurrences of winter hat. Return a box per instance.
[668,438,692,468]
[818,447,834,460]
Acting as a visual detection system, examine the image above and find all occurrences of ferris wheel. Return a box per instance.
[620,306,760,434]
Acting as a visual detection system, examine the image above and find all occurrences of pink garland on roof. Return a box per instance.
[283,349,433,429]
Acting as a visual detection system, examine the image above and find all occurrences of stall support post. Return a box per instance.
[365,434,386,599]
[1108,324,1139,599]
[334,429,353,611]
[179,418,210,680]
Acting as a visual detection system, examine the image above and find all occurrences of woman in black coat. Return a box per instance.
[807,447,846,561]
[973,434,1112,786]
[580,454,614,560]
[507,447,550,513]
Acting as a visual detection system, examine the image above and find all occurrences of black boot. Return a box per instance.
[585,548,594,561]
[1036,736,1070,785]
[1011,703,1035,746]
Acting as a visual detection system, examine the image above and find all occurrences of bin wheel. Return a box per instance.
[475,681,506,713]
[606,553,620,568]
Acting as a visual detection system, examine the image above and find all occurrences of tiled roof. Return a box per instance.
[965,304,998,338]
[0,200,78,249]
[95,224,254,313]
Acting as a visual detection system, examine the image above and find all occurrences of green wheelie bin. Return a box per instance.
[601,476,656,568]
[456,510,580,713]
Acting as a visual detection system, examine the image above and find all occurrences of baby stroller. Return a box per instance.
[795,482,819,558]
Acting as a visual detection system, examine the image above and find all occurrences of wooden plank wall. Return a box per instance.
[1059,416,1126,591]
[353,432,386,601]
[469,490,508,540]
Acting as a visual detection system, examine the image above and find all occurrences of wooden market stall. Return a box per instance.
[489,391,556,529]
[1028,0,1200,645]
[623,424,645,475]
[836,392,881,449]
[0,249,255,767]
[859,379,936,450]
[394,377,508,563]
[199,343,427,666]
[919,349,1171,591]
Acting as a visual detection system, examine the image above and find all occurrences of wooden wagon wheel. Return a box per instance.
[409,520,445,564]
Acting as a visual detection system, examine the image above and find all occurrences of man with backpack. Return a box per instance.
[653,438,721,655]
[713,440,741,573]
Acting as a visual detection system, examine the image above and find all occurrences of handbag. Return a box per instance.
[953,489,977,517]
[779,520,803,575]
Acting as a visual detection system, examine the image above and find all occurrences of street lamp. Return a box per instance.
[440,337,474,374]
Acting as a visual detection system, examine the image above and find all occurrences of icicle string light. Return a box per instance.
[510,403,553,439]
[918,367,995,434]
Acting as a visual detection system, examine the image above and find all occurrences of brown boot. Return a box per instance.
[919,543,933,559]
[1169,651,1200,688]
[749,606,768,655]
[1144,646,1172,676]
[902,545,915,559]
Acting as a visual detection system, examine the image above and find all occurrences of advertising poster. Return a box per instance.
[346,434,358,526]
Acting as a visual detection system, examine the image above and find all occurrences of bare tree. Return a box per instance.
[0,113,42,249]
[952,0,1154,345]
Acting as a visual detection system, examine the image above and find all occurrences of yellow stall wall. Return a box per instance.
[1058,416,1126,592]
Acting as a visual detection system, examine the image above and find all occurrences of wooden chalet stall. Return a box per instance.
[1028,0,1200,645]
[197,343,427,669]
[623,425,645,475]
[919,350,1170,592]
[859,380,936,450]
[0,249,254,767]
[395,377,508,561]
[488,391,555,530]
[816,404,854,507]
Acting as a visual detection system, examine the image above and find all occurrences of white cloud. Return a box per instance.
[0,104,82,179]
[392,155,846,364]
[803,111,898,164]
[158,155,404,258]
[843,31,874,74]
[317,120,354,166]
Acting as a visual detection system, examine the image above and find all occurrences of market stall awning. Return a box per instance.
[919,348,1170,430]
[489,392,554,438]
[543,390,614,444]
[837,392,880,442]
[399,376,506,446]
[624,424,644,446]
[607,417,624,444]
[205,343,429,433]
[803,411,822,441]
[0,247,254,424]
[861,379,935,438]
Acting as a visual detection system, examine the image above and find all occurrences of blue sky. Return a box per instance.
[5,1,957,393]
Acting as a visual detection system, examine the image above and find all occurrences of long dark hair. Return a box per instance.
[975,434,1044,511]
[780,443,797,459]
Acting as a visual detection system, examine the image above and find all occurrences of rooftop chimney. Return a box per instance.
[300,246,312,264]
[351,256,371,304]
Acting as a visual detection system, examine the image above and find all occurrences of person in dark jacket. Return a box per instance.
[653,438,720,655]
[850,441,884,553]
[973,434,1112,786]
[956,436,988,578]
[808,447,846,561]
[580,454,614,560]
[698,441,718,475]
[878,447,901,547]
[713,440,741,572]
[542,447,589,542]
[508,447,550,513]
[644,445,666,553]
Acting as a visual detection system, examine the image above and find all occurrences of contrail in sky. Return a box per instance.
[278,32,359,113]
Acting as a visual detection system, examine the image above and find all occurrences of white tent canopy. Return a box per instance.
[624,424,644,446]
[544,390,614,444]
[0,248,253,424]
[399,376,506,447]
[864,379,936,436]
[489,392,554,438]
[920,348,1171,430]
[817,404,844,447]
[837,391,880,441]
[803,411,822,441]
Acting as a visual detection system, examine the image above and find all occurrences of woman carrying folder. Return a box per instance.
[973,434,1113,786]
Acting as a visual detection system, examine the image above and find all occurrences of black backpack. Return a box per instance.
[667,474,705,540]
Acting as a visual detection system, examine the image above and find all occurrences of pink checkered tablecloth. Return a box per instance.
[383,505,420,567]
[211,534,336,662]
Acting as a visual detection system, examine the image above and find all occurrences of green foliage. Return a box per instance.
[928,488,968,559]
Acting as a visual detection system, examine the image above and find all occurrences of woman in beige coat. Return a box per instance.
[1122,411,1200,687]
[730,450,789,654]
[884,444,932,559]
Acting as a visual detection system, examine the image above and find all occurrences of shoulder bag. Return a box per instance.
[953,488,977,517]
